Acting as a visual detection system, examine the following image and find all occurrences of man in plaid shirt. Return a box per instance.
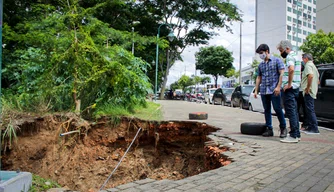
[254,44,286,137]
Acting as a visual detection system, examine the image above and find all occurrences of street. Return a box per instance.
[108,100,334,192]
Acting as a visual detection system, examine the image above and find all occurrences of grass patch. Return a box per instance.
[29,174,61,192]
[95,101,162,121]
[132,101,162,121]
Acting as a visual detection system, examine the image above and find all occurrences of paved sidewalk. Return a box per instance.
[105,100,334,192]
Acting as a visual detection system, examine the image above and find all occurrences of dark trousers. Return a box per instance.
[282,88,300,138]
[261,93,286,130]
[304,93,318,131]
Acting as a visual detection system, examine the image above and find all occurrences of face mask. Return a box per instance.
[259,53,267,60]
[281,51,288,58]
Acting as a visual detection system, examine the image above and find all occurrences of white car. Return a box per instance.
[204,88,217,104]
[248,87,285,114]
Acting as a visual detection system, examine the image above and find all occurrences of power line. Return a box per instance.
[317,2,334,13]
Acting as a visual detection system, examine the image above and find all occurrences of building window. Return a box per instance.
[287,0,292,3]
[313,8,316,13]
[287,25,292,31]
[313,25,316,30]
[293,9,297,14]
[308,0,312,3]
[303,4,307,9]
[303,21,307,26]
[298,37,302,43]
[303,39,306,43]
[288,7,292,12]
[308,23,312,28]
[308,6,312,11]
[293,0,297,4]
[288,16,292,21]
[298,28,302,34]
[298,20,302,25]
[287,34,292,40]
[303,30,307,35]
[308,32,311,35]
[293,18,297,23]
[313,0,316,5]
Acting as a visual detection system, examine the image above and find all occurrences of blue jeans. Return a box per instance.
[282,88,300,138]
[304,93,318,131]
[261,93,286,130]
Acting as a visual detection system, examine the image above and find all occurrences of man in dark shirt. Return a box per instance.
[254,44,287,137]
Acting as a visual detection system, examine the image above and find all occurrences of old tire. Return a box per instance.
[189,112,208,120]
[240,122,266,135]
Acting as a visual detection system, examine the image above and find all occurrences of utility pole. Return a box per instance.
[239,22,242,85]
[296,2,302,54]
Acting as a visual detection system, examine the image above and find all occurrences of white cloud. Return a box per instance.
[167,0,256,86]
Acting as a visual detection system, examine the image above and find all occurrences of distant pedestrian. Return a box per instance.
[277,40,301,143]
[301,53,320,134]
[254,44,287,137]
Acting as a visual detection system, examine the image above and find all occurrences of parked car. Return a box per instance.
[298,63,334,122]
[248,87,281,114]
[231,85,255,109]
[212,88,234,106]
[204,88,217,104]
[223,88,235,106]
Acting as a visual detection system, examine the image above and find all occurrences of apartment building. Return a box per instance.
[255,0,317,56]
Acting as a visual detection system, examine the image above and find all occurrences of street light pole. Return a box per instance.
[155,24,175,101]
[239,22,242,85]
[296,2,302,54]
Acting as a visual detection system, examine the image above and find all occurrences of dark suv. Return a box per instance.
[298,63,334,122]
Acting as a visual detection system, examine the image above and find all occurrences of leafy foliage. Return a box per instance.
[2,1,157,116]
[29,174,61,192]
[300,30,334,64]
[195,46,234,87]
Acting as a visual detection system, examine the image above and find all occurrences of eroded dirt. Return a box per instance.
[2,115,232,191]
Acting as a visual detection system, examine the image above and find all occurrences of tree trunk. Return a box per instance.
[159,50,170,100]
[214,74,218,88]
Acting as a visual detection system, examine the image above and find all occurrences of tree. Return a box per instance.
[128,0,241,99]
[300,30,334,64]
[2,0,155,115]
[250,60,260,83]
[195,46,234,88]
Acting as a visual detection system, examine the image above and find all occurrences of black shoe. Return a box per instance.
[280,128,287,138]
[262,128,274,137]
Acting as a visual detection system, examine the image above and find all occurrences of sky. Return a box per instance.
[167,0,256,86]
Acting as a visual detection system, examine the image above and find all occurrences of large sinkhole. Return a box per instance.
[2,115,233,191]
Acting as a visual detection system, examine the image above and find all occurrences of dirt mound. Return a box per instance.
[2,115,231,191]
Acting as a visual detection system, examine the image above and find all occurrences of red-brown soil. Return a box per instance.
[1,115,231,191]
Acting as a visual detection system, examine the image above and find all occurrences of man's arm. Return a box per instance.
[284,65,295,91]
[305,74,314,94]
[254,76,261,98]
[274,69,284,95]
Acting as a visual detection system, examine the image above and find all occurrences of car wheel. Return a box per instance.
[240,122,267,135]
[221,99,226,106]
[299,103,304,121]
[239,101,243,109]
[249,103,254,111]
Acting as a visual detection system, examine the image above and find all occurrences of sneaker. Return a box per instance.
[304,130,320,135]
[300,127,311,133]
[262,128,274,137]
[279,128,287,138]
[280,136,299,143]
